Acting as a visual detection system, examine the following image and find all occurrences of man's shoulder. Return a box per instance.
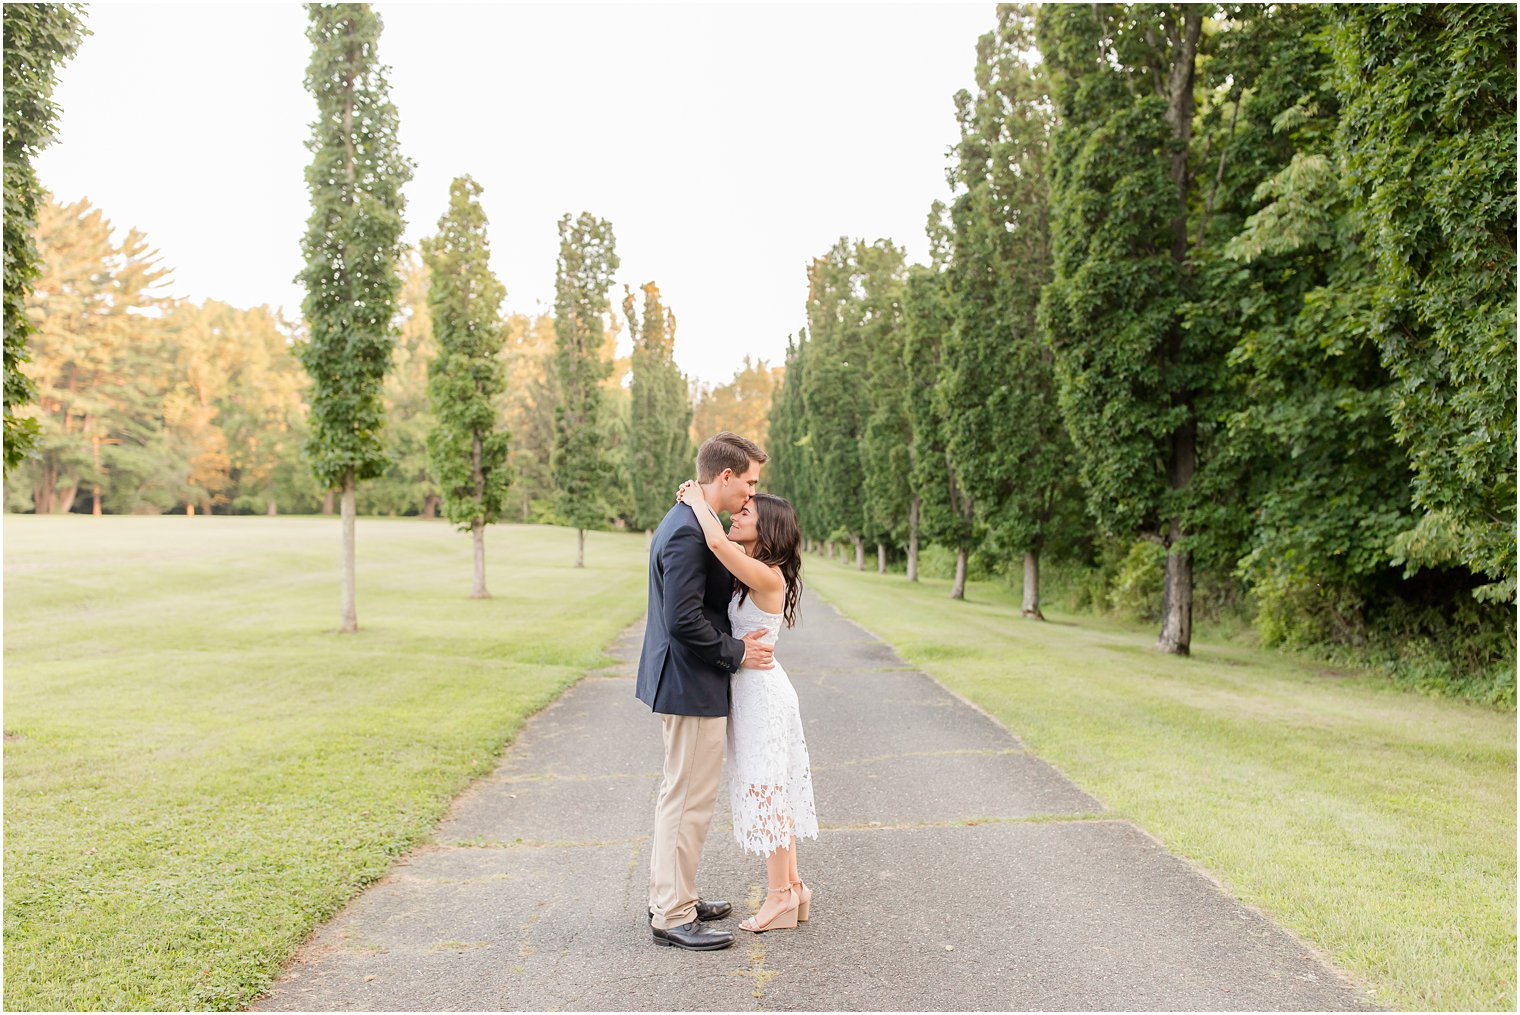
[651,504,698,550]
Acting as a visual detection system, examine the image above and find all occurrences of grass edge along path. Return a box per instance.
[3,516,648,1011]
[803,559,1516,1012]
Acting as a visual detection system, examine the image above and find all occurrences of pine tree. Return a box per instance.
[4,3,87,474]
[422,175,511,598]
[296,2,413,632]
[625,282,692,532]
[23,197,171,515]
[552,212,619,567]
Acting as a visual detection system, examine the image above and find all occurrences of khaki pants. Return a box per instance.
[648,712,727,930]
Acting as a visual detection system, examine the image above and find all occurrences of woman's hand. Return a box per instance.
[676,480,702,508]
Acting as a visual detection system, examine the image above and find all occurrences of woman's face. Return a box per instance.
[727,500,759,547]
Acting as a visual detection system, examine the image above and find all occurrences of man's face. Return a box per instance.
[720,460,762,514]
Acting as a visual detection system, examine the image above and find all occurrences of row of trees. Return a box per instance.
[4,190,780,525]
[4,4,782,629]
[766,4,1514,697]
[4,191,778,522]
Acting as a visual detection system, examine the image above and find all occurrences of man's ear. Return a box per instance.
[719,468,734,485]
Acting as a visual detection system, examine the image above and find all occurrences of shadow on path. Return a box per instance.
[252,592,1373,1012]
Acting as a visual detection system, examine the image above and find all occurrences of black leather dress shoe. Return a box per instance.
[648,899,732,922]
[696,898,732,921]
[651,919,735,951]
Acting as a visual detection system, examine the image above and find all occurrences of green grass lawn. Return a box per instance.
[3,515,649,1011]
[803,557,1516,1011]
[7,517,1513,1010]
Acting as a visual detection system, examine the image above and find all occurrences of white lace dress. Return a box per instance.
[726,587,819,856]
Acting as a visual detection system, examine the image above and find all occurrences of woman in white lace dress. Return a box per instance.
[677,483,817,934]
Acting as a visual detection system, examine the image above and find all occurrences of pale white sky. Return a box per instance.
[36,2,992,386]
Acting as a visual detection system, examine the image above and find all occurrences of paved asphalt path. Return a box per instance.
[253,592,1373,1012]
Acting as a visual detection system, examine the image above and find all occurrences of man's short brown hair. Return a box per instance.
[696,432,768,483]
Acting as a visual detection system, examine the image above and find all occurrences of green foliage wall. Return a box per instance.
[1330,4,1517,604]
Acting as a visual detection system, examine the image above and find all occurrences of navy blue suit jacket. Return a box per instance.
[635,503,745,716]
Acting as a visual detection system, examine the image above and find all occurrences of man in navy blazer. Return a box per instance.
[638,432,773,951]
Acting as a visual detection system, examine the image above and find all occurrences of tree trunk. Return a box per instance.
[575,527,585,568]
[267,499,278,516]
[421,494,438,520]
[1157,517,1192,655]
[950,547,968,600]
[471,519,489,599]
[877,543,886,574]
[35,459,55,514]
[1162,8,1203,262]
[185,503,194,516]
[322,488,335,516]
[90,435,102,516]
[1021,550,1044,620]
[907,496,920,582]
[468,430,488,596]
[1153,11,1202,656]
[57,483,78,514]
[340,471,358,633]
[827,541,836,561]
[852,535,864,570]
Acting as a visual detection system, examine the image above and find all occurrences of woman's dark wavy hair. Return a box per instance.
[735,492,803,628]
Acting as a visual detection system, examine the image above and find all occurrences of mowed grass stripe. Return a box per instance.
[3,516,647,1011]
[802,558,1516,1012]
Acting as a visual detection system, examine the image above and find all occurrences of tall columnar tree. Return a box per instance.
[4,3,86,475]
[802,243,859,564]
[625,281,692,533]
[297,2,412,633]
[801,239,897,569]
[1330,4,1517,604]
[422,175,511,598]
[901,210,971,588]
[361,251,440,518]
[765,329,824,546]
[500,311,559,522]
[552,211,619,567]
[858,240,911,574]
[1037,4,1226,654]
[943,4,1078,618]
